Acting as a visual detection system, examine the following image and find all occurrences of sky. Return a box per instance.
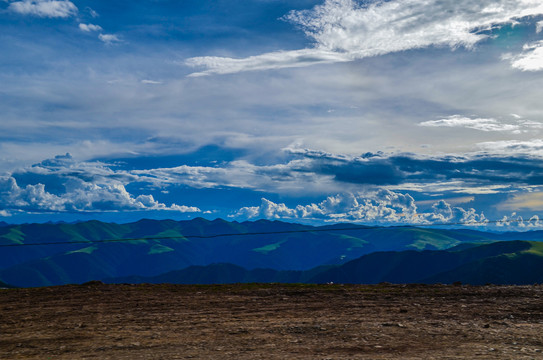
[1,0,543,229]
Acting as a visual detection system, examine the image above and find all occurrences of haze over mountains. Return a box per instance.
[1,218,542,287]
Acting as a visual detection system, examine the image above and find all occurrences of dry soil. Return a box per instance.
[1,283,543,359]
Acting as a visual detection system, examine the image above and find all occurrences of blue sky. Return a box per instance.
[1,0,543,228]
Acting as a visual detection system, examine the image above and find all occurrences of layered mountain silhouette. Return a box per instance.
[1,218,542,287]
[105,241,543,286]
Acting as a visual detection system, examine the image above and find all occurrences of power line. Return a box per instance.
[0,218,534,248]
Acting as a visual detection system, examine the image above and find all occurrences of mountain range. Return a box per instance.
[106,241,543,286]
[1,218,542,287]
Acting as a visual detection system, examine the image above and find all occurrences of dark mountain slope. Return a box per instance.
[2,218,542,287]
[309,241,535,284]
[424,242,543,285]
[104,241,543,286]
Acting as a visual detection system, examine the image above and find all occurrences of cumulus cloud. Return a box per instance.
[98,34,122,45]
[505,41,543,71]
[234,190,489,225]
[0,176,199,213]
[79,23,102,32]
[5,150,543,216]
[8,0,77,18]
[186,0,543,75]
[0,154,200,214]
[494,213,542,228]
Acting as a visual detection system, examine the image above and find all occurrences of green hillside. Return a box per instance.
[2,218,543,287]
[424,241,543,285]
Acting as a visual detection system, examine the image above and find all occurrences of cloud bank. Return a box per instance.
[1,151,542,225]
[284,147,543,191]
[234,191,542,228]
[234,191,491,225]
[186,0,543,75]
[0,154,200,214]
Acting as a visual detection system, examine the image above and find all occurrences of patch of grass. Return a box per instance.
[148,244,174,255]
[0,227,25,245]
[252,240,286,254]
[524,241,543,256]
[67,246,98,255]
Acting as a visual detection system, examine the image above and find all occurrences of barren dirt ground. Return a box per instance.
[1,283,543,359]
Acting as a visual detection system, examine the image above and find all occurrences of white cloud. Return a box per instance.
[141,79,163,85]
[494,213,541,228]
[499,192,543,211]
[0,176,200,213]
[419,115,522,133]
[9,0,77,18]
[3,152,543,221]
[98,34,122,45]
[477,139,543,156]
[234,190,489,225]
[79,23,102,32]
[506,41,543,71]
[186,0,543,75]
[0,154,200,214]
[186,49,352,77]
[537,20,543,33]
[131,159,340,194]
[129,144,543,198]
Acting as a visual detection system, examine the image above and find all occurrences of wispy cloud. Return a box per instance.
[8,0,77,18]
[418,115,539,133]
[477,139,543,156]
[499,192,543,211]
[85,6,98,18]
[141,79,163,85]
[186,0,543,75]
[98,33,122,45]
[186,49,352,77]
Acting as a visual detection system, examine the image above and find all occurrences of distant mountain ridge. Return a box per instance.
[1,218,542,287]
[106,241,543,286]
